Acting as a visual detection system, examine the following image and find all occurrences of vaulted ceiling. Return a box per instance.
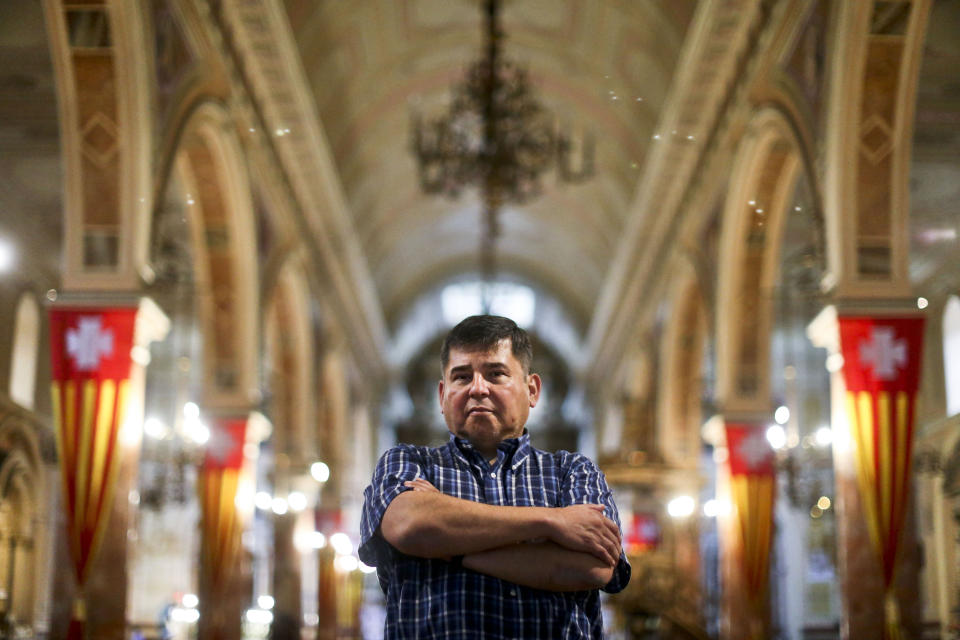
[281,0,697,328]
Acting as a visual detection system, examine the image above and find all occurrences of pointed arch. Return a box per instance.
[716,107,807,413]
[658,258,709,467]
[264,256,317,466]
[9,293,40,410]
[171,101,259,408]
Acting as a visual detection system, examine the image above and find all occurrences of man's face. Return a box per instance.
[438,339,541,457]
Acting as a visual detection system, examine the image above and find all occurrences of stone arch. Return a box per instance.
[944,295,960,417]
[264,256,317,468]
[716,107,808,413]
[0,405,46,630]
[170,101,259,408]
[658,258,709,468]
[9,293,40,410]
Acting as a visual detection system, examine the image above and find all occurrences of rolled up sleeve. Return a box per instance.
[359,445,425,567]
[559,453,632,594]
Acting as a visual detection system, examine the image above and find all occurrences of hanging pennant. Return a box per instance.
[49,305,138,639]
[624,512,660,553]
[724,421,776,631]
[198,416,248,597]
[838,315,924,640]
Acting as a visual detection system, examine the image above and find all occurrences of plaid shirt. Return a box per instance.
[360,432,631,639]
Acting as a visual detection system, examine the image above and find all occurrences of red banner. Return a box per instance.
[724,422,775,616]
[49,308,137,580]
[49,306,138,639]
[198,417,248,597]
[624,512,660,553]
[838,315,924,639]
[315,507,343,534]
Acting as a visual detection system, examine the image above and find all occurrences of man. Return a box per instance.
[360,315,630,639]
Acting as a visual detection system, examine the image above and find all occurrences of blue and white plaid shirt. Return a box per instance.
[360,431,631,639]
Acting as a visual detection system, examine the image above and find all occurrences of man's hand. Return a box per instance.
[403,478,621,567]
[546,504,622,567]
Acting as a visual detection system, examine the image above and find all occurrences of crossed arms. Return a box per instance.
[379,477,623,592]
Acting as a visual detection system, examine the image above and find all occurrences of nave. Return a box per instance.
[0,0,959,638]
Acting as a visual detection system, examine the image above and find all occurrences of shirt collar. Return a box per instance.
[449,430,531,469]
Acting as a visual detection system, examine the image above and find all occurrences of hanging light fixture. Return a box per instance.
[410,0,594,288]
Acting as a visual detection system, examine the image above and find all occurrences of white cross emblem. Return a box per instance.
[638,520,659,540]
[66,316,114,371]
[858,326,907,381]
[207,425,241,464]
[738,430,772,471]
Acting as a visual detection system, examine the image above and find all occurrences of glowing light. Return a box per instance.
[310,461,330,483]
[667,495,695,518]
[774,405,790,425]
[184,402,200,419]
[917,297,929,310]
[310,531,327,549]
[182,593,199,608]
[234,487,254,512]
[143,417,169,440]
[441,281,535,327]
[817,496,832,510]
[245,609,273,625]
[271,497,288,515]
[187,420,210,445]
[766,424,787,450]
[334,555,359,573]
[359,561,377,574]
[170,607,199,623]
[257,595,275,610]
[330,532,353,556]
[288,491,307,512]
[0,239,17,272]
[255,491,272,511]
[120,418,142,447]
[814,425,833,447]
[703,499,730,518]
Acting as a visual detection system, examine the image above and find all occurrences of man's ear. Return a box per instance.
[527,373,542,408]
[437,379,445,413]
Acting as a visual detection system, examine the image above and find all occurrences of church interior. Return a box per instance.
[1,0,959,638]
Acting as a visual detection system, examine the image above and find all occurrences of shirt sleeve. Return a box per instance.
[359,445,425,567]
[559,453,632,594]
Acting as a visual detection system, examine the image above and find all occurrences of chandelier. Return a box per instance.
[410,0,593,283]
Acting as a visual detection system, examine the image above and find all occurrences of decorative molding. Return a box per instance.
[586,0,781,377]
[212,0,389,379]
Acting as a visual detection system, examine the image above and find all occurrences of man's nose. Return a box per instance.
[468,373,490,396]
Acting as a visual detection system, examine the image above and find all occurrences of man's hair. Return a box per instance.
[440,315,533,374]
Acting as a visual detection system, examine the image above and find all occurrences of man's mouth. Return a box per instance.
[467,407,494,415]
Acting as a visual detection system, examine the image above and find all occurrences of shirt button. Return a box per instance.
[490,472,496,478]
[509,589,517,596]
